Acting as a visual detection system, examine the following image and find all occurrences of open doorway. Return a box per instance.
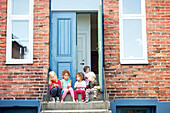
[77,13,98,76]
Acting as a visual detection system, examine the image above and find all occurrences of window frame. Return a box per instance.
[117,106,156,113]
[119,0,148,64]
[6,0,34,64]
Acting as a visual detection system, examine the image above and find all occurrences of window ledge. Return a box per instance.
[5,61,33,64]
[120,60,148,64]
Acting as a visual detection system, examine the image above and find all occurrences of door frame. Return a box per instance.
[49,0,104,91]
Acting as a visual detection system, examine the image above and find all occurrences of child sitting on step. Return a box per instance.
[74,72,86,102]
[60,70,75,103]
[83,66,90,89]
[85,72,100,103]
[49,71,62,102]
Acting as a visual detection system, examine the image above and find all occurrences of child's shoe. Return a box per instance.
[51,97,55,103]
[85,98,90,103]
[93,95,97,99]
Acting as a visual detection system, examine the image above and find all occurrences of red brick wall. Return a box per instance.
[0,0,50,100]
[103,0,170,101]
[0,0,169,102]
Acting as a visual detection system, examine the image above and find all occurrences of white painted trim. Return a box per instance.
[10,15,30,19]
[51,9,98,11]
[120,60,148,64]
[100,0,102,5]
[6,0,34,64]
[119,0,148,64]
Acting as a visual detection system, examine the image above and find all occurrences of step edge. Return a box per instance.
[42,109,110,112]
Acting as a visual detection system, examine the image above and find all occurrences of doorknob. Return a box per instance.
[80,62,84,65]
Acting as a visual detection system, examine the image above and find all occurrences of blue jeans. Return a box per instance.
[50,86,62,97]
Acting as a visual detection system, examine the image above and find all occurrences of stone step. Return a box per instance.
[41,109,112,113]
[43,92,108,102]
[42,101,110,110]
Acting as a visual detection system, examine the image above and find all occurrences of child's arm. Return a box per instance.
[76,81,86,88]
[74,81,77,89]
[49,83,53,91]
[69,79,72,87]
[94,80,99,86]
[60,80,63,89]
[67,79,72,89]
[94,80,100,89]
[77,86,86,88]
[58,79,61,87]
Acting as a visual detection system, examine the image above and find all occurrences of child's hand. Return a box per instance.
[67,83,71,89]
[53,84,58,87]
[54,84,58,87]
[67,86,71,89]
[94,86,100,90]
[76,86,80,88]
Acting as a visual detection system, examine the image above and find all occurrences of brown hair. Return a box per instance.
[62,70,70,79]
[83,66,90,72]
[76,72,84,80]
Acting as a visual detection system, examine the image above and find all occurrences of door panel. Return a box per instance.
[50,12,76,84]
[77,32,87,72]
[57,19,71,55]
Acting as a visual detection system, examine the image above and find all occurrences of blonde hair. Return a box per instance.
[49,71,58,84]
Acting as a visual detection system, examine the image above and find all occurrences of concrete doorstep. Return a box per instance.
[41,93,111,113]
[42,101,110,110]
[41,109,112,113]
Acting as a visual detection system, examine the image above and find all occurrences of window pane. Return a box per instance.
[122,110,147,113]
[123,19,143,58]
[12,41,29,59]
[123,0,141,14]
[12,0,29,15]
[12,20,29,40]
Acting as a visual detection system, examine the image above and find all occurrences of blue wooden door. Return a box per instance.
[50,12,77,85]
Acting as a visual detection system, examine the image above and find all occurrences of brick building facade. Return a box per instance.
[0,0,50,100]
[0,0,169,113]
[103,0,170,102]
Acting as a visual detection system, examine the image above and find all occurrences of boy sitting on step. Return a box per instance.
[85,72,100,103]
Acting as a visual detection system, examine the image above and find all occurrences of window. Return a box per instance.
[119,0,148,64]
[117,106,156,113]
[6,0,33,64]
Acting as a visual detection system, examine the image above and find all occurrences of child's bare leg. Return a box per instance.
[61,98,64,103]
[72,97,75,102]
